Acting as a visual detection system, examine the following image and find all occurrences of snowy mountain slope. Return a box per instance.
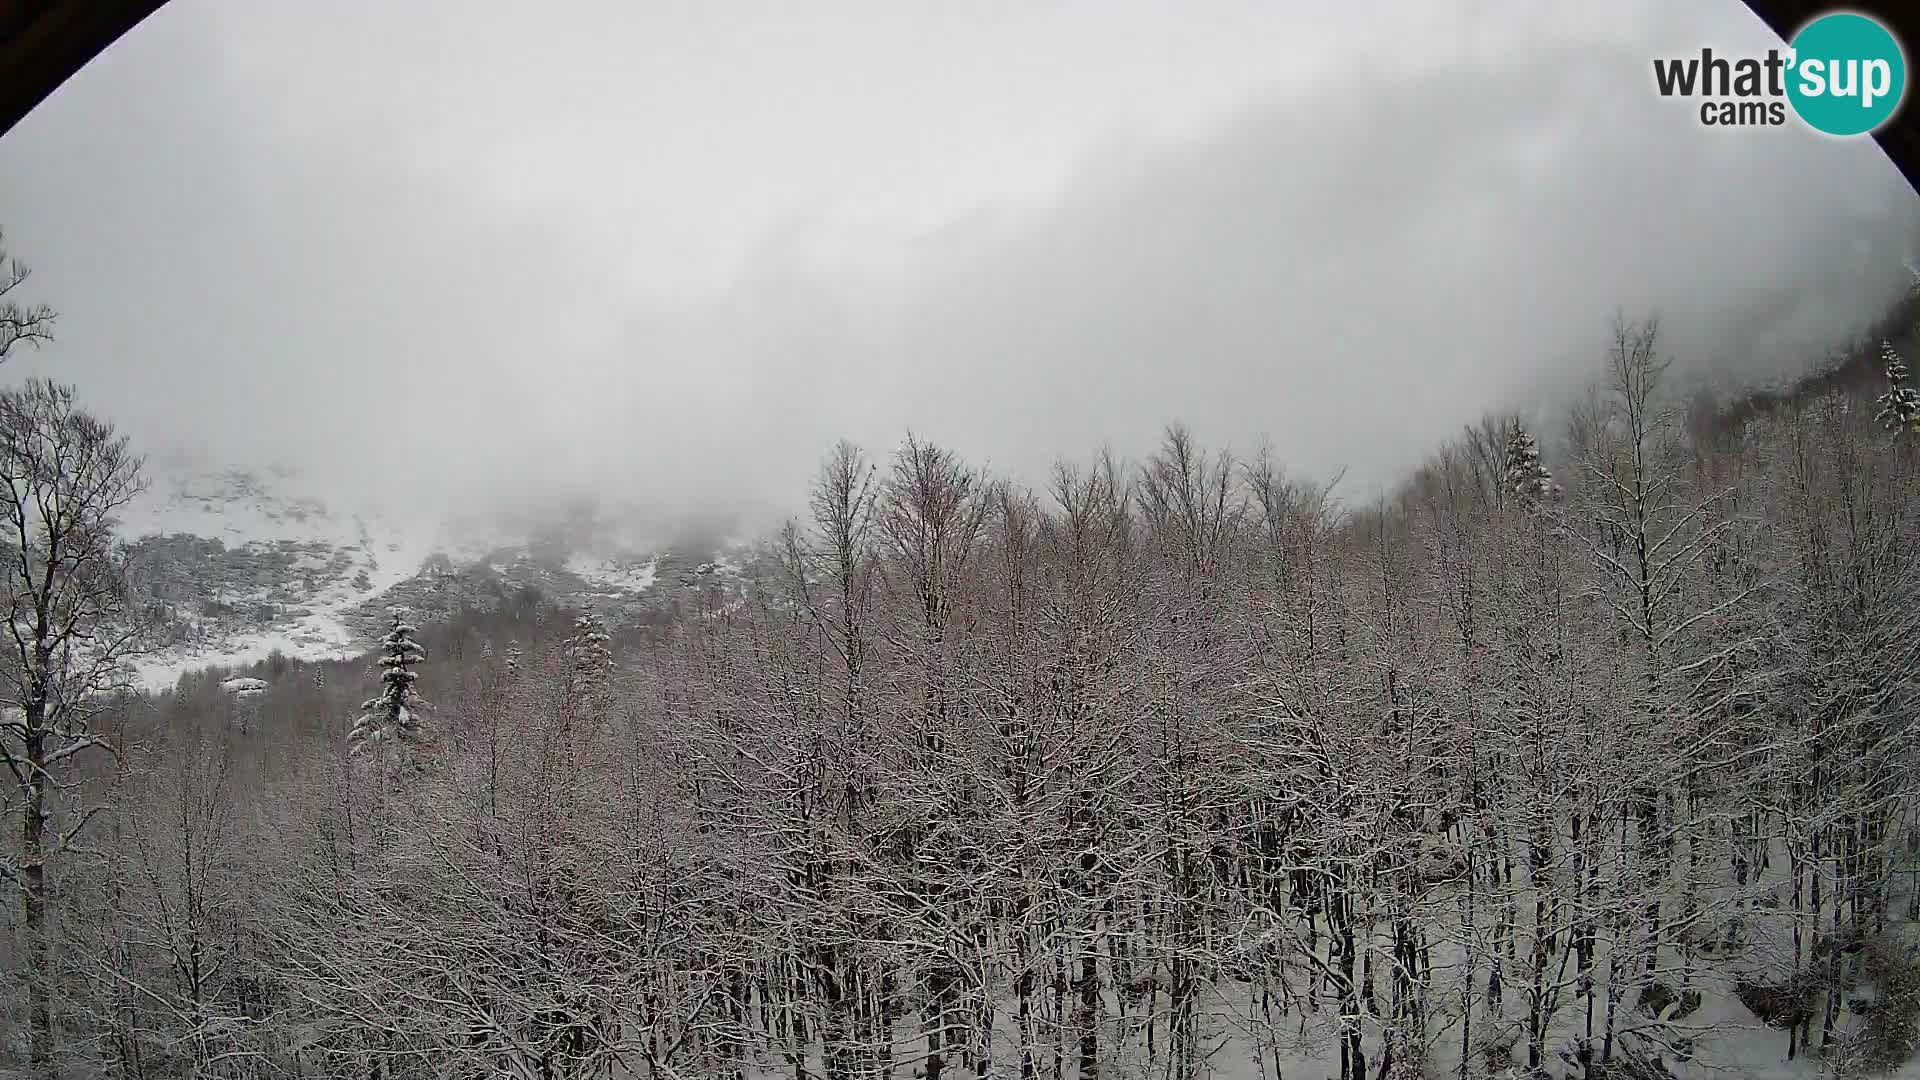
[565,552,660,595]
[120,464,455,690]
[116,459,758,691]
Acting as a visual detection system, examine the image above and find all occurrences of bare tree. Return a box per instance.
[1462,412,1522,513]
[0,231,56,364]
[0,379,145,1071]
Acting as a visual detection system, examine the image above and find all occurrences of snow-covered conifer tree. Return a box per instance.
[567,607,612,684]
[1874,341,1920,434]
[350,613,430,760]
[1503,420,1558,503]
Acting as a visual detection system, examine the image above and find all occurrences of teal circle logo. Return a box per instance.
[1786,12,1906,136]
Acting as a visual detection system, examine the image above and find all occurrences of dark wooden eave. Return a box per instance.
[0,0,168,138]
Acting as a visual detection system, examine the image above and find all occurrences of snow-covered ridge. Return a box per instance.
[114,461,752,694]
[121,465,451,692]
[564,553,659,596]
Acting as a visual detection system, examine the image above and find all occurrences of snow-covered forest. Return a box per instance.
[11,0,1920,1071]
[8,303,1920,1080]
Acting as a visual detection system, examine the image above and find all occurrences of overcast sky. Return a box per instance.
[1,0,1916,527]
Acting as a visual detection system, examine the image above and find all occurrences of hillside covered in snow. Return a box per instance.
[117,459,757,690]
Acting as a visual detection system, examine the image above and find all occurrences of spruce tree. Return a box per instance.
[563,608,613,738]
[1875,342,1920,434]
[1504,420,1559,503]
[350,613,430,760]
[567,607,613,685]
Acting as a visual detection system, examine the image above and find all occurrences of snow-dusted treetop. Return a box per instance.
[1503,420,1559,504]
[1877,341,1920,435]
[349,614,429,756]
[567,607,613,682]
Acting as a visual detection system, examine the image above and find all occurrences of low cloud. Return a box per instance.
[0,0,1913,527]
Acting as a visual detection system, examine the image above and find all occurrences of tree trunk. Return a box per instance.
[23,698,53,1077]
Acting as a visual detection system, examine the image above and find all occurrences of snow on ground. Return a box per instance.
[131,520,442,691]
[118,460,689,692]
[132,633,344,692]
[564,553,659,594]
[123,464,452,692]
